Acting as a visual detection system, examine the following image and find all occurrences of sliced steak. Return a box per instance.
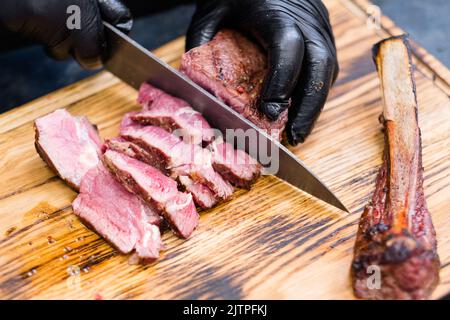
[105,137,138,159]
[34,109,102,190]
[134,83,215,144]
[209,141,261,189]
[178,176,218,209]
[103,150,199,238]
[106,136,218,209]
[134,84,261,189]
[72,163,163,261]
[351,36,440,300]
[121,126,234,200]
[120,111,143,132]
[105,137,154,166]
[181,29,288,140]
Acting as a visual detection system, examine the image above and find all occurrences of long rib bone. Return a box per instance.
[351,36,440,300]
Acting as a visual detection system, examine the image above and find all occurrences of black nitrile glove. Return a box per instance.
[186,0,339,145]
[0,0,132,69]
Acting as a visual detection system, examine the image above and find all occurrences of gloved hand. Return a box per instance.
[186,0,339,145]
[0,0,132,69]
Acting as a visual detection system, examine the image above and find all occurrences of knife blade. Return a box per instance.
[103,22,348,212]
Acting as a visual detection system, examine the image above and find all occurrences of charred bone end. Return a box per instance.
[352,234,439,300]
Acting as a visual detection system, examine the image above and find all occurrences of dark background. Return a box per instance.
[0,0,448,113]
[0,2,196,113]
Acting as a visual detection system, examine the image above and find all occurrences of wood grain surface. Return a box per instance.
[0,0,449,300]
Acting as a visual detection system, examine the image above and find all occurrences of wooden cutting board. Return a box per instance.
[0,0,449,299]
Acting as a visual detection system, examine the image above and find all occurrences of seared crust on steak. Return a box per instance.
[181,29,289,140]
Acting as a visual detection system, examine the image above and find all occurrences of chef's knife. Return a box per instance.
[103,22,348,212]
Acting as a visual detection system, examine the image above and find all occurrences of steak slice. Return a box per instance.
[121,126,234,200]
[105,137,155,167]
[209,141,261,189]
[181,29,288,140]
[120,111,143,132]
[105,137,138,159]
[103,150,199,238]
[351,36,440,300]
[106,137,218,209]
[178,176,218,209]
[134,84,261,189]
[135,83,215,144]
[34,109,102,190]
[72,163,163,261]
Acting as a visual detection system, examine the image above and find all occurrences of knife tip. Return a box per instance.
[330,198,350,213]
[324,193,349,213]
[335,200,350,213]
